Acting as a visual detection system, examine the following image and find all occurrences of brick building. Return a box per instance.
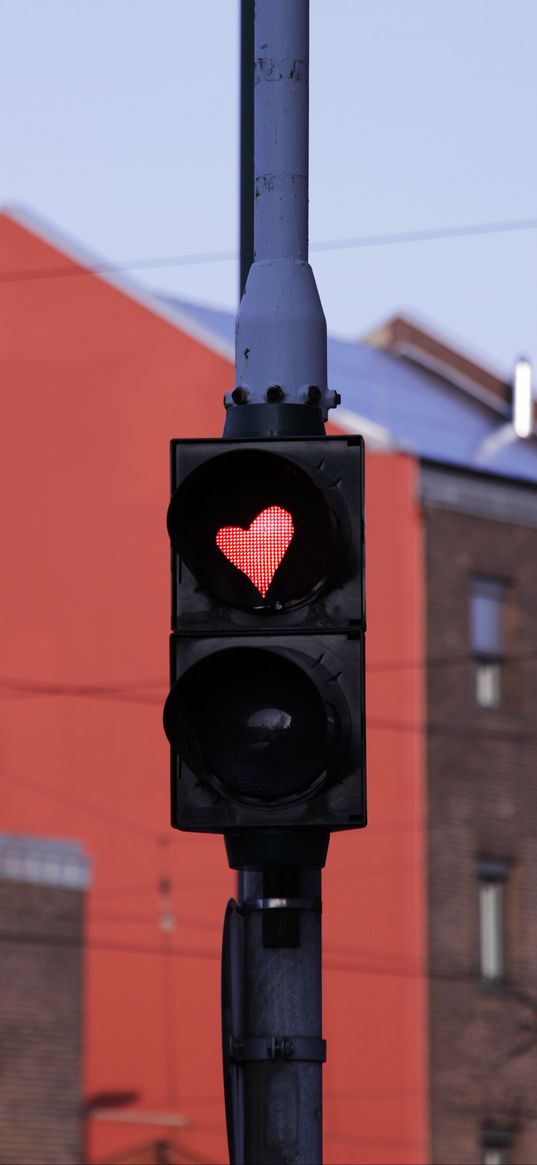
[424,473,537,1164]
[351,316,537,1164]
[1,207,536,1164]
[0,834,90,1165]
[164,299,537,1163]
[363,315,537,1163]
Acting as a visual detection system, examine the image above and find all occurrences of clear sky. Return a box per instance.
[1,0,536,376]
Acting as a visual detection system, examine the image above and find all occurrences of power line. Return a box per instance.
[2,214,537,285]
[90,910,218,932]
[0,768,160,842]
[0,928,437,981]
[87,910,444,979]
[311,214,537,254]
[193,1120,428,1152]
[0,675,163,705]
[367,648,537,674]
[0,927,505,985]
[3,685,536,743]
[0,929,219,961]
[2,641,537,704]
[368,716,537,743]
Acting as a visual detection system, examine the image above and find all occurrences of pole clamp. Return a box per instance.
[229,1035,326,1064]
[241,897,322,914]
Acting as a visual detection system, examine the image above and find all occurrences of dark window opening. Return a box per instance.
[470,578,506,708]
[482,1122,515,1165]
[477,858,509,984]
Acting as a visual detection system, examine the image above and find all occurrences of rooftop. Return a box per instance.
[161,296,537,487]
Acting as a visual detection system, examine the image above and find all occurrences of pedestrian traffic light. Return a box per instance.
[163,436,366,863]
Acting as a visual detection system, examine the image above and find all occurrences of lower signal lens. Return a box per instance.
[167,648,331,803]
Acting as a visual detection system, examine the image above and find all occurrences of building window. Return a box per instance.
[478,858,508,983]
[482,1124,514,1164]
[470,577,505,708]
[484,1148,506,1165]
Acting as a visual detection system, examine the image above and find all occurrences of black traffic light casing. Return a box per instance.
[168,438,364,634]
[164,435,366,858]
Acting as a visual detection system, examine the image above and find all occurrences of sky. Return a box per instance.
[1,0,537,377]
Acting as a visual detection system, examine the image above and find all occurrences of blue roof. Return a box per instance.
[161,296,537,487]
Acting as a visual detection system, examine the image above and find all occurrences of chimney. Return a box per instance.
[512,356,533,438]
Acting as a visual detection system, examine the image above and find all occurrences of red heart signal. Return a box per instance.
[216,506,294,598]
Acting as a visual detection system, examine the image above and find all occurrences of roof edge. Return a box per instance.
[362,312,510,413]
[1,205,235,365]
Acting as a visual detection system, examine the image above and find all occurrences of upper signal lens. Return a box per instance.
[216,506,294,598]
[168,448,335,612]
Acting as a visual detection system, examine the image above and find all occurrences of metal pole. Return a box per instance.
[237,0,255,912]
[239,868,323,1164]
[239,0,255,300]
[223,3,335,1161]
[224,0,338,439]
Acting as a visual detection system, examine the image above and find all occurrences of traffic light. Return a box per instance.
[163,436,366,861]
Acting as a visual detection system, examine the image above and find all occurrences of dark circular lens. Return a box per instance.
[168,449,337,612]
[170,648,332,803]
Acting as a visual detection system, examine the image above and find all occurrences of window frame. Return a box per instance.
[482,1123,515,1165]
[477,857,509,986]
[469,576,507,710]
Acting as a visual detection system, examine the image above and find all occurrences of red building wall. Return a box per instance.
[0,211,428,1164]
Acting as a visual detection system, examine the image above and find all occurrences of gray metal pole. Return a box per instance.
[239,0,255,300]
[224,3,335,1161]
[225,0,338,436]
[238,868,323,1164]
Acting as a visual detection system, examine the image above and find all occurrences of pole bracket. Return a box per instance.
[241,897,322,913]
[229,1035,326,1064]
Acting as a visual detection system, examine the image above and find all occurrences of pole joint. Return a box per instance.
[228,1035,327,1063]
[241,896,322,913]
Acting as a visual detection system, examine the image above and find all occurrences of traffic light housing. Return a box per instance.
[164,436,366,863]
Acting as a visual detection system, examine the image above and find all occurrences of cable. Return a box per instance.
[0,768,160,842]
[0,928,434,981]
[311,215,537,254]
[3,685,535,743]
[90,885,165,900]
[3,640,537,702]
[0,675,163,705]
[90,910,220,933]
[368,716,537,742]
[192,1120,427,1151]
[0,927,503,985]
[87,911,440,978]
[2,213,537,285]
[0,930,219,961]
[367,648,537,674]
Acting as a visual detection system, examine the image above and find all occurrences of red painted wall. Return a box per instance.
[323,443,429,1163]
[0,212,428,1164]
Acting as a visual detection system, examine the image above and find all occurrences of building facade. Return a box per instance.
[0,834,90,1165]
[1,208,536,1164]
[424,467,537,1164]
[364,315,537,1163]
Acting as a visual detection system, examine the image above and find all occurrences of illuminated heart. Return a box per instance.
[216,506,294,598]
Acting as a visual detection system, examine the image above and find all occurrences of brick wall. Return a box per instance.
[0,837,89,1165]
[424,489,537,1165]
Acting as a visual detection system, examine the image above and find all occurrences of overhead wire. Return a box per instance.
[3,926,531,993]
[0,928,477,981]
[2,640,537,703]
[0,767,160,842]
[2,186,534,1163]
[3,682,536,742]
[1,213,537,285]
